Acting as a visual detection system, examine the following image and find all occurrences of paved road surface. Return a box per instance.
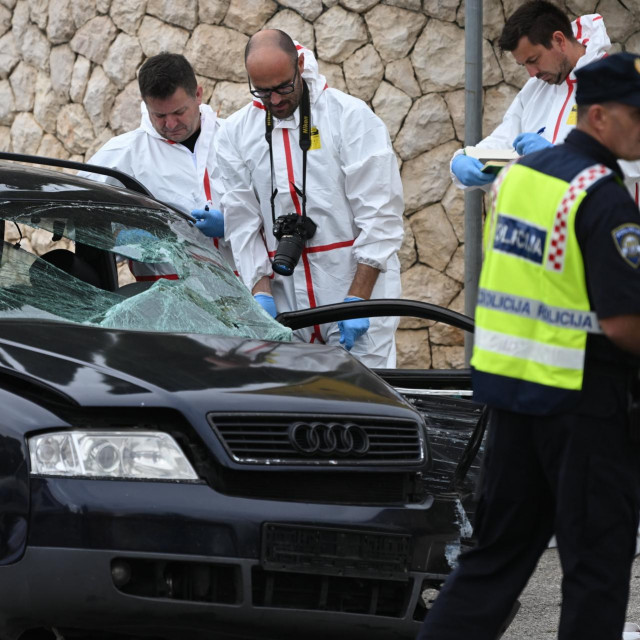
[501,550,640,639]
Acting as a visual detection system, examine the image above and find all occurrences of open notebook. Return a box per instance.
[464,146,519,174]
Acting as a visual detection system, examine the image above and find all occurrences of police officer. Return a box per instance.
[418,52,640,640]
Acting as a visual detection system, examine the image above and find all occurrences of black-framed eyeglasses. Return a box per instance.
[248,65,299,99]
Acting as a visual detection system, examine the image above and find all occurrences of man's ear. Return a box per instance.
[196,85,203,104]
[587,104,609,132]
[551,30,567,50]
[298,52,305,74]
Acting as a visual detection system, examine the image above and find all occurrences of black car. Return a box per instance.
[0,153,487,640]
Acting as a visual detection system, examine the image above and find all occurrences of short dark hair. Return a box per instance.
[138,53,198,99]
[576,104,590,121]
[498,1,575,52]
[244,29,298,67]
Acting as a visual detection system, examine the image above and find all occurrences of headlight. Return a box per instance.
[28,431,198,480]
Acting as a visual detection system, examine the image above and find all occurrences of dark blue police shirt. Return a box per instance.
[473,129,640,416]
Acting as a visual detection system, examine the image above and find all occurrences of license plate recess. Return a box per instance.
[261,523,412,580]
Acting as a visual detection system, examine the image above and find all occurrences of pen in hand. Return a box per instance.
[512,127,552,155]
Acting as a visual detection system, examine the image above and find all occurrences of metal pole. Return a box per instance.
[463,0,483,366]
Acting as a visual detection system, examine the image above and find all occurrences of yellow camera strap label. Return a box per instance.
[310,127,321,150]
[566,104,577,125]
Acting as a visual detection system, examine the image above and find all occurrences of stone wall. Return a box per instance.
[1,0,639,368]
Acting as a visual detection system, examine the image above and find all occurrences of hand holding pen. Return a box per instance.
[512,126,553,155]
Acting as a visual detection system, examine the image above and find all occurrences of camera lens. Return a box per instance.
[272,235,304,276]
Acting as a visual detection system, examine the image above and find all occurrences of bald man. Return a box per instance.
[215,30,404,368]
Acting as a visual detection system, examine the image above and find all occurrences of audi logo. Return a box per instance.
[288,422,370,456]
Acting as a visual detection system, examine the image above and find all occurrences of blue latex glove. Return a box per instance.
[254,293,277,318]
[451,154,495,187]
[338,296,370,351]
[116,228,155,245]
[191,207,224,238]
[512,132,553,155]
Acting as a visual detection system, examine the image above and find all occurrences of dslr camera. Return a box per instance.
[271,213,317,276]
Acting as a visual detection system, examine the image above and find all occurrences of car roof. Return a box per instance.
[0,160,170,211]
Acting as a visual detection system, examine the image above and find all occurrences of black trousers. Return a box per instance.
[417,405,640,640]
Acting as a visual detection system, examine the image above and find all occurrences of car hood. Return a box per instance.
[0,320,409,416]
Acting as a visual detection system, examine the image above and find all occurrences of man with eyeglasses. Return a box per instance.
[211,29,404,367]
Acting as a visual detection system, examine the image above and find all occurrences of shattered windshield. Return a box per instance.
[0,200,291,342]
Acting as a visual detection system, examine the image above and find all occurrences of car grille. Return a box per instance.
[208,413,425,466]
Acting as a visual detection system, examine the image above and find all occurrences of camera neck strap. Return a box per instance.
[265,79,311,225]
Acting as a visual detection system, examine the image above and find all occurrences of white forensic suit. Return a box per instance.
[452,14,640,203]
[216,45,404,368]
[83,103,234,279]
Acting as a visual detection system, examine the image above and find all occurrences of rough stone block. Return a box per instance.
[401,140,461,213]
[0,125,10,151]
[395,328,431,369]
[365,4,426,62]
[34,70,65,134]
[147,0,198,30]
[70,15,117,64]
[318,60,347,92]
[110,0,146,35]
[398,215,417,272]
[49,44,75,99]
[103,33,143,90]
[28,0,48,30]
[9,61,37,112]
[69,55,90,103]
[371,81,412,140]
[137,15,189,58]
[109,80,141,135]
[47,0,74,44]
[344,44,384,102]
[83,65,118,135]
[395,93,455,160]
[71,0,96,29]
[315,5,367,63]
[11,111,43,154]
[198,0,229,25]
[0,79,15,125]
[185,24,248,81]
[410,203,459,272]
[278,0,322,20]
[57,103,94,153]
[223,0,277,35]
[21,24,51,72]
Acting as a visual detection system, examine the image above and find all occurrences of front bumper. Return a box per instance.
[0,477,462,640]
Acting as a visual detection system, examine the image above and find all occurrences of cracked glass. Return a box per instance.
[0,201,292,343]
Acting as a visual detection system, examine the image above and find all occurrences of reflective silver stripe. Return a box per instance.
[477,288,602,334]
[393,387,473,398]
[475,327,585,370]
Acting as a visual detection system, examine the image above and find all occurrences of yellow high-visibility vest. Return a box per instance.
[471,162,613,395]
